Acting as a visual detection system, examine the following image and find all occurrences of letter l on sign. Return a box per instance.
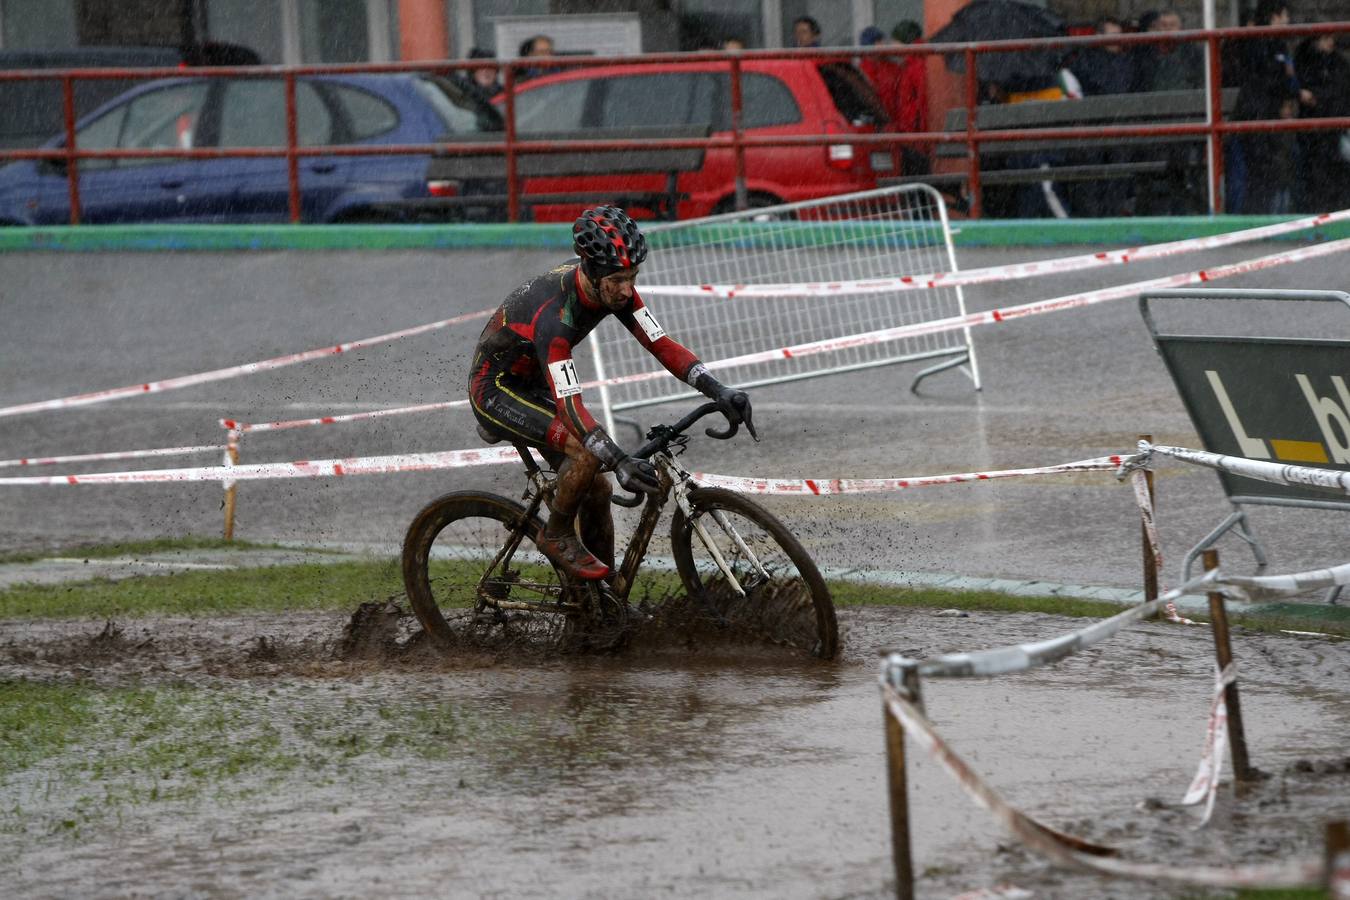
[1205,370,1270,458]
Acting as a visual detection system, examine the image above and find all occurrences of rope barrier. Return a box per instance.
[880,681,1324,889]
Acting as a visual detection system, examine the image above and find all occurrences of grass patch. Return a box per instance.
[1,541,1346,638]
[0,535,314,566]
[0,559,405,618]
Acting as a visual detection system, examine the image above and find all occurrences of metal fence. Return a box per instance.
[587,184,976,429]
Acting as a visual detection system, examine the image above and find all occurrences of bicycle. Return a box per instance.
[401,402,839,659]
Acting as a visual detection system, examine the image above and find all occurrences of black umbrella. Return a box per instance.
[929,0,1068,93]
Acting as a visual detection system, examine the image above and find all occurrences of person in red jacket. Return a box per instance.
[859,21,931,175]
[469,207,754,580]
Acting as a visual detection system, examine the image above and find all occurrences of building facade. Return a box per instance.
[13,0,1322,66]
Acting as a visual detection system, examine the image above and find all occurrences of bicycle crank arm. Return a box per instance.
[693,519,746,597]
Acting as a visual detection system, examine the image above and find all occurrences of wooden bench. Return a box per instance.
[885,89,1238,206]
[385,124,710,222]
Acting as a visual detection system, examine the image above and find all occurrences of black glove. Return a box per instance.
[614,455,661,496]
[711,384,757,440]
[689,363,757,440]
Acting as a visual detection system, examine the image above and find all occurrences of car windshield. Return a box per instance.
[414,75,502,134]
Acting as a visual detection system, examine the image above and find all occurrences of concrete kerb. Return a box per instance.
[2,216,1350,253]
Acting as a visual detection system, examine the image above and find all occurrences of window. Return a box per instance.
[116,82,211,166]
[598,73,709,129]
[330,84,399,140]
[217,80,333,147]
[706,72,802,131]
[71,104,128,171]
[511,80,590,133]
[414,76,502,134]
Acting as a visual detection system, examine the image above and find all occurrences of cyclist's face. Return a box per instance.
[597,268,638,310]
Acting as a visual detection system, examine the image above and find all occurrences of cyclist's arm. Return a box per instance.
[536,331,632,468]
[616,294,702,385]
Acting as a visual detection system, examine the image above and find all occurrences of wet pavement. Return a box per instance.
[2,240,1349,897]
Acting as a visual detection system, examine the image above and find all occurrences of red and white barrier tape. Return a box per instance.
[880,681,1323,888]
[689,454,1129,495]
[0,444,224,469]
[1181,662,1238,828]
[1144,441,1350,499]
[644,209,1350,299]
[222,399,471,434]
[0,306,495,420]
[0,446,526,486]
[1128,468,1197,625]
[581,238,1350,395]
[0,447,1135,489]
[7,234,1346,424]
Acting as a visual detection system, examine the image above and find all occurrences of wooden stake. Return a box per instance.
[1203,549,1252,781]
[222,431,240,541]
[883,660,922,900]
[1139,433,1159,615]
[1327,820,1350,899]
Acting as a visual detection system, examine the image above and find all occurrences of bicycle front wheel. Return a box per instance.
[670,487,838,660]
[401,490,573,649]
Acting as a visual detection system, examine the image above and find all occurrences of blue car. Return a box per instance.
[0,72,501,225]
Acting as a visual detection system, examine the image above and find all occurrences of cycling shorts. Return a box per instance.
[469,365,569,468]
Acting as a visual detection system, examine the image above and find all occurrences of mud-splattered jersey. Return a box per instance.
[471,262,700,442]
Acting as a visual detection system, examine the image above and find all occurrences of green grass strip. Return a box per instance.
[1,216,1345,253]
[0,536,311,566]
[3,549,1347,638]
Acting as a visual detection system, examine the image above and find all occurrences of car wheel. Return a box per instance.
[712,191,792,220]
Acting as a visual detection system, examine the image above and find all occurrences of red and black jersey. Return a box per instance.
[471,262,700,448]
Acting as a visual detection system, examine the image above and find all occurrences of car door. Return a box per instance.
[35,81,211,224]
[210,78,340,223]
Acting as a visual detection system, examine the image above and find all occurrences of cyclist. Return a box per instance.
[469,206,754,581]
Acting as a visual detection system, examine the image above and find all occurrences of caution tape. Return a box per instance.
[643,208,1350,299]
[905,570,1220,679]
[1218,561,1350,603]
[0,443,224,469]
[6,235,1346,424]
[580,238,1350,395]
[1128,467,1197,625]
[0,306,496,420]
[1144,442,1350,499]
[880,680,1324,888]
[689,454,1130,495]
[1181,662,1238,828]
[0,446,527,486]
[223,399,471,434]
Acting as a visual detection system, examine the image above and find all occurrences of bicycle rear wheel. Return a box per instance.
[670,487,838,660]
[401,491,577,650]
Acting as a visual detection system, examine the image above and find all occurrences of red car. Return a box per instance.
[496,58,892,221]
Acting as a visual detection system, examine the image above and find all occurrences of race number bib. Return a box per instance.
[548,358,583,397]
[634,306,666,342]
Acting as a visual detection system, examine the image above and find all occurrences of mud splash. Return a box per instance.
[1,604,1348,899]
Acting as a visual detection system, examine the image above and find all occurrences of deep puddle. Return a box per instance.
[2,605,1348,898]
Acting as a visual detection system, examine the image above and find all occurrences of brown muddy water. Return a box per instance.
[2,604,1348,899]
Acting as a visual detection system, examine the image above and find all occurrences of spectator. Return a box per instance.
[793,16,822,48]
[722,36,746,51]
[1131,8,1204,92]
[1070,17,1136,96]
[467,46,501,99]
[517,34,557,82]
[1293,32,1349,210]
[858,21,931,176]
[1232,0,1313,212]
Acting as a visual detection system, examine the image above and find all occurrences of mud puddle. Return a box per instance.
[2,604,1348,899]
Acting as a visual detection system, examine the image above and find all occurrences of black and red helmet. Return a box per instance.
[573,206,648,277]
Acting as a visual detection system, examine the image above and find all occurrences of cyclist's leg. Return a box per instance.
[470,369,608,578]
[577,472,615,570]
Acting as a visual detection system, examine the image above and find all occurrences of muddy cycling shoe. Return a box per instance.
[537,528,611,581]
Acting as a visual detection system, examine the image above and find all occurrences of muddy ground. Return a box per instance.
[2,602,1347,899]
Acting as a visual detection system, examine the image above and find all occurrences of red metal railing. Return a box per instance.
[1,22,1346,224]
